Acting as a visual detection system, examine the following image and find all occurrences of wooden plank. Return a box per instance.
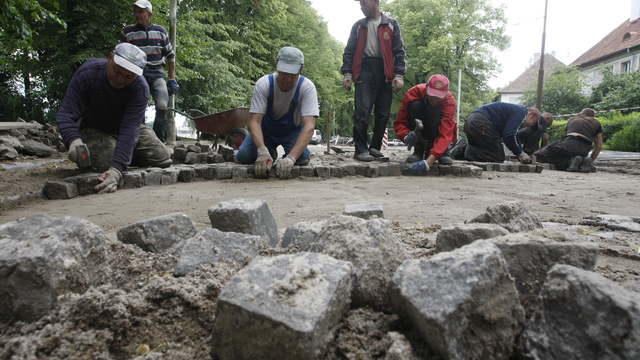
[0,122,39,130]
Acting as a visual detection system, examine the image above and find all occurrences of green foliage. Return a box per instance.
[546,120,566,142]
[606,119,640,152]
[385,0,510,115]
[590,67,640,111]
[518,66,589,115]
[0,0,66,60]
[599,111,640,143]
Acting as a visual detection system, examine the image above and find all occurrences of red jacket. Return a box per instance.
[340,15,407,82]
[394,84,457,158]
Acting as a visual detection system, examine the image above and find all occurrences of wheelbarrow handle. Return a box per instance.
[168,108,207,119]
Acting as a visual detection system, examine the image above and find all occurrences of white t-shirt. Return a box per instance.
[250,73,319,127]
[364,16,382,58]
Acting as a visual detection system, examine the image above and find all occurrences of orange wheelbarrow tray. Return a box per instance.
[171,107,250,149]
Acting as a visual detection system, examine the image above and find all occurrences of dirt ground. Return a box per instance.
[1,144,639,359]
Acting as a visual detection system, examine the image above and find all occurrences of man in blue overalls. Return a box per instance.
[236,47,319,179]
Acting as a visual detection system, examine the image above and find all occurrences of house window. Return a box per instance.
[621,61,631,72]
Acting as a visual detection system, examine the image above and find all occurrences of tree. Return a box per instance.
[519,66,589,115]
[384,0,510,115]
[590,67,640,112]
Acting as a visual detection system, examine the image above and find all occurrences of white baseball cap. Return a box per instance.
[131,0,152,12]
[276,47,304,74]
[113,43,147,76]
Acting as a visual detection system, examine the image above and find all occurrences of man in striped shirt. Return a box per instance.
[119,0,177,143]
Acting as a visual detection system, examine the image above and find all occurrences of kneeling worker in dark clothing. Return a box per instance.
[451,102,542,164]
[394,74,457,175]
[534,108,602,172]
[56,43,172,194]
[518,112,553,155]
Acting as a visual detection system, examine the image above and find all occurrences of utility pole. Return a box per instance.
[166,0,178,145]
[535,0,549,110]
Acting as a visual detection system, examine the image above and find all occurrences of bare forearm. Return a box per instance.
[288,117,315,159]
[168,62,175,79]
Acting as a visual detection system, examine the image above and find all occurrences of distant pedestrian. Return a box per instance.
[341,0,407,162]
[535,108,602,172]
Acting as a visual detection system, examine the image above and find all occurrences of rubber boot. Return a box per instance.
[565,156,582,172]
[438,148,453,165]
[406,143,424,163]
[153,109,168,142]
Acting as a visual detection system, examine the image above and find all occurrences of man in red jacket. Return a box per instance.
[394,75,457,175]
[341,0,407,162]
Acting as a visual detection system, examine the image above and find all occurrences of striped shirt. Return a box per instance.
[119,23,175,67]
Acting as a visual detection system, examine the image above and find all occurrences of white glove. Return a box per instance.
[342,73,353,91]
[392,74,404,93]
[254,146,273,178]
[67,138,89,166]
[95,167,122,194]
[517,152,532,164]
[276,155,296,179]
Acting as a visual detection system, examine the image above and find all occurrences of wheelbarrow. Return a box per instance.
[170,107,250,150]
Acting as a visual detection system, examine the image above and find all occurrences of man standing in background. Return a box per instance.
[120,0,178,143]
[341,0,407,162]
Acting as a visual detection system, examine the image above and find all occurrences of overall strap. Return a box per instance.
[267,73,275,114]
[289,76,306,112]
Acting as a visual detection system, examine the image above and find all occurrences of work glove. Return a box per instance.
[254,146,273,178]
[95,167,122,194]
[67,138,91,168]
[342,73,353,91]
[403,131,418,147]
[402,160,430,176]
[392,74,404,93]
[276,155,296,179]
[517,152,532,164]
[167,79,179,96]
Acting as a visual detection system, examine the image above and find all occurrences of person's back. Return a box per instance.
[474,102,526,137]
[566,115,602,142]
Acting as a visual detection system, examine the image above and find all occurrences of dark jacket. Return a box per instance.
[340,14,407,82]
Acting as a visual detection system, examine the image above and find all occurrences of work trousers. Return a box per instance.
[535,135,592,169]
[353,58,392,154]
[81,124,171,172]
[517,126,544,155]
[463,112,506,163]
[144,66,169,142]
[406,100,443,157]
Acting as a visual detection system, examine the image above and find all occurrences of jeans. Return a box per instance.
[143,66,169,141]
[236,131,310,165]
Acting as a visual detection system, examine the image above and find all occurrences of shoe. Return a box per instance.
[406,144,424,163]
[354,152,374,162]
[406,153,422,163]
[369,148,384,158]
[449,139,467,160]
[565,156,582,172]
[438,156,453,165]
[147,159,173,168]
[579,157,593,173]
[295,157,310,166]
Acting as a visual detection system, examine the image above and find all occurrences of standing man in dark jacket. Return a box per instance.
[341,0,407,162]
[119,0,177,142]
